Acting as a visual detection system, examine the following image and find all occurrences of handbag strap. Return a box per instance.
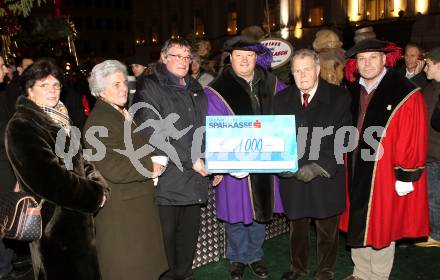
[14,181,44,209]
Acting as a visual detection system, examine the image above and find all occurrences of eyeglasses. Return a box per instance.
[37,83,62,91]
[168,54,192,62]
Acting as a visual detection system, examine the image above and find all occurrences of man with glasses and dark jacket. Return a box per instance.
[133,38,216,280]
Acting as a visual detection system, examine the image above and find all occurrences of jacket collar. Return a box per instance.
[153,63,198,90]
[224,65,265,84]
[15,95,64,131]
[292,79,331,106]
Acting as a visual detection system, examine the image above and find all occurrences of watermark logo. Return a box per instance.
[55,102,387,175]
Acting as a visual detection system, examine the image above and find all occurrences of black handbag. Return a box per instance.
[0,182,43,241]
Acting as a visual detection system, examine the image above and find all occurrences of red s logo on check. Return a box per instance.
[253,120,261,128]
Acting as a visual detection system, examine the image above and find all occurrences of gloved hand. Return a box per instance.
[395,180,414,196]
[296,163,330,183]
[278,172,297,178]
[230,172,249,179]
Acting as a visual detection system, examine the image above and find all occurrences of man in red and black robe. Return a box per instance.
[340,39,429,280]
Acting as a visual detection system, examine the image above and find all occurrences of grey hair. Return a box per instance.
[291,49,320,66]
[88,60,127,97]
[160,38,191,58]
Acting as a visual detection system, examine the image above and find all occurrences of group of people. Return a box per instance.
[0,27,439,280]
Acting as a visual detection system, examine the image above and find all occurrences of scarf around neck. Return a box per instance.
[37,100,71,134]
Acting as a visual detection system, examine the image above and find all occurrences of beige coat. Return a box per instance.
[84,99,167,280]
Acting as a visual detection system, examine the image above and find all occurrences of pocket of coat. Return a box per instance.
[120,184,153,201]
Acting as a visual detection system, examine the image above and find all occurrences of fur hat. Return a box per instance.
[313,29,343,52]
[241,25,265,41]
[195,40,211,58]
[353,26,376,44]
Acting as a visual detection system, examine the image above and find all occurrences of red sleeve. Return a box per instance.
[393,91,428,182]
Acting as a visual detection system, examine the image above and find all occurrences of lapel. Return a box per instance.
[296,80,331,126]
[92,99,140,141]
[305,79,331,110]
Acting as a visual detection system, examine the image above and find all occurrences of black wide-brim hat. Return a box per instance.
[345,38,391,58]
[223,35,264,54]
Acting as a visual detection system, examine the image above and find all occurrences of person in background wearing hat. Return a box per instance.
[312,29,346,86]
[204,36,286,280]
[397,42,428,88]
[190,52,214,87]
[353,26,376,44]
[127,53,150,78]
[274,49,351,280]
[126,54,153,108]
[414,47,440,248]
[340,39,429,280]
[133,38,214,280]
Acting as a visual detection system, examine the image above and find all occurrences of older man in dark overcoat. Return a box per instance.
[274,49,351,280]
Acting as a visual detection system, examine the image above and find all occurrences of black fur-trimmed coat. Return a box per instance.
[5,96,108,280]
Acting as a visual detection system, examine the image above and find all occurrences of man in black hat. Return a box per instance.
[340,39,429,280]
[204,36,286,280]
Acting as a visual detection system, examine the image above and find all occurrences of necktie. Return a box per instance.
[302,93,310,109]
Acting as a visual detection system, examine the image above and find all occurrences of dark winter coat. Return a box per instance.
[397,65,429,89]
[83,99,168,280]
[273,79,352,219]
[432,94,440,132]
[5,96,107,280]
[423,81,440,162]
[132,63,210,206]
[0,90,16,196]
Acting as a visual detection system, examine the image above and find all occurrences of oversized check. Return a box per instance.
[205,115,298,173]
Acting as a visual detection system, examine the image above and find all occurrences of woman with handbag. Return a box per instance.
[83,60,168,280]
[4,59,108,280]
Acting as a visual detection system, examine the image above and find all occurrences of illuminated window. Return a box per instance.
[308,7,323,26]
[151,23,159,45]
[389,0,408,17]
[170,16,179,39]
[262,0,279,32]
[195,15,205,39]
[227,10,237,35]
[366,0,386,20]
[414,0,429,14]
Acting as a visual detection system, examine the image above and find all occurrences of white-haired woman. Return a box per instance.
[84,60,167,280]
[5,58,108,280]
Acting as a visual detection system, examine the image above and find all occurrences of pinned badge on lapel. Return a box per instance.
[386,105,392,111]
